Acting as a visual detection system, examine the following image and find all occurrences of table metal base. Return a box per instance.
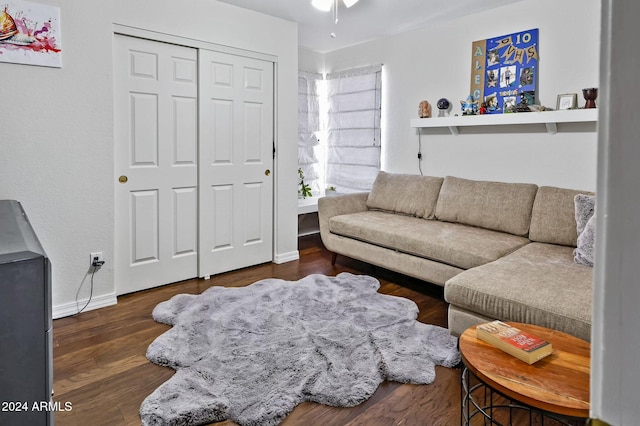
[461,367,586,426]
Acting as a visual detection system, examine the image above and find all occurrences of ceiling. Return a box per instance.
[217,0,524,53]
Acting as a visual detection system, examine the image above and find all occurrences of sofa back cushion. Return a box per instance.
[529,186,593,247]
[366,171,444,219]
[434,176,538,236]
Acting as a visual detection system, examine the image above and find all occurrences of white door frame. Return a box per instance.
[113,24,279,283]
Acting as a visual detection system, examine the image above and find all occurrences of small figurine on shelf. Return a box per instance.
[460,95,478,115]
[437,98,451,117]
[419,100,432,118]
[478,102,487,115]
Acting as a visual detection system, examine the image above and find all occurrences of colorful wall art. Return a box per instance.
[469,29,538,114]
[0,1,62,67]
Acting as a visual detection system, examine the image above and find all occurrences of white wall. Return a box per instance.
[299,47,325,73]
[0,0,298,317]
[321,0,600,191]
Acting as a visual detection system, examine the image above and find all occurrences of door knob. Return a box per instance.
[118,175,128,183]
[265,169,271,176]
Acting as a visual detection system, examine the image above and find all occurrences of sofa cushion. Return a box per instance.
[366,171,443,219]
[529,186,593,247]
[329,211,530,270]
[434,176,538,236]
[444,242,593,341]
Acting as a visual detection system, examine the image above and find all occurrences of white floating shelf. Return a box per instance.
[410,109,598,135]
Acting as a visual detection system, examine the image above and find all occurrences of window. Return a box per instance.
[297,71,323,194]
[298,65,382,195]
[325,65,382,193]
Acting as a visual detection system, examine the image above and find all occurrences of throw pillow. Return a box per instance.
[573,194,596,267]
[574,213,596,266]
[574,194,596,235]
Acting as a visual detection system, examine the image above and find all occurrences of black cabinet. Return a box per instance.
[0,200,53,425]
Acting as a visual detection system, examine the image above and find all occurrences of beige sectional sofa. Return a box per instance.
[318,172,594,341]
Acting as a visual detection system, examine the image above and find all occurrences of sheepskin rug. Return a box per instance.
[140,273,460,426]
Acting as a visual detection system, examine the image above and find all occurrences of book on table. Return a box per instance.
[476,320,553,364]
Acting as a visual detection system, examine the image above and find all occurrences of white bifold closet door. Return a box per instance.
[198,50,274,279]
[114,35,274,294]
[114,35,199,295]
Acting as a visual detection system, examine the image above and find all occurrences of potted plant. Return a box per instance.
[298,168,312,199]
[325,186,338,196]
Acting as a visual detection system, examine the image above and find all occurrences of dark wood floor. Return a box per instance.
[52,234,461,425]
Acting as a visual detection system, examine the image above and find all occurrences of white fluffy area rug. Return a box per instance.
[140,273,460,426]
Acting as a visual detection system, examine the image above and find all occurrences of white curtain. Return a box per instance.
[325,65,382,193]
[298,71,323,194]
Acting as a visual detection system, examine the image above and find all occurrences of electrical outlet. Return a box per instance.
[90,252,104,267]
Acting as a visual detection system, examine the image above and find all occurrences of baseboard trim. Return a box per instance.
[274,250,299,264]
[52,292,118,319]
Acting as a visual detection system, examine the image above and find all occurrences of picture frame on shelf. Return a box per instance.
[557,93,578,110]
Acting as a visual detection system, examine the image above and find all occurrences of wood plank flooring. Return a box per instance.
[52,234,461,425]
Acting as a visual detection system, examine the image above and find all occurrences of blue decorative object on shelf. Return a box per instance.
[460,95,478,115]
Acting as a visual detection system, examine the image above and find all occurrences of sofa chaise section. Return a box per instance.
[445,242,593,341]
[445,186,594,341]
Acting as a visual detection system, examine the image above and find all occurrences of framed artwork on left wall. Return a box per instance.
[0,1,62,68]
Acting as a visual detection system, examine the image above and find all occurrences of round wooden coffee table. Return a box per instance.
[459,322,590,425]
